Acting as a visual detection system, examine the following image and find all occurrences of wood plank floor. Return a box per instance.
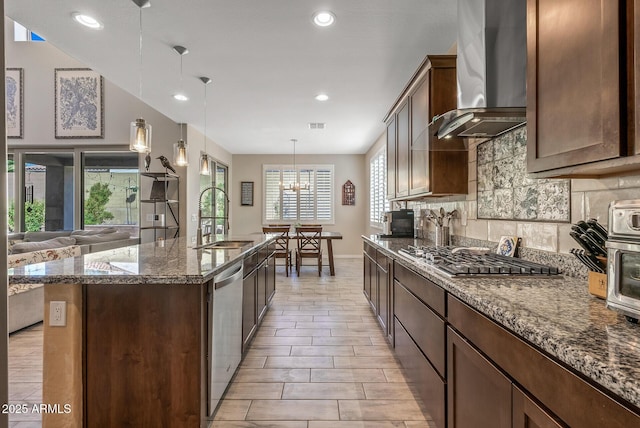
[212,258,434,427]
[7,258,434,427]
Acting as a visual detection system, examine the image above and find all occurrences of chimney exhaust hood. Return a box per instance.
[437,0,527,140]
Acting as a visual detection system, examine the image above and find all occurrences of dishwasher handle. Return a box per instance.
[214,263,243,289]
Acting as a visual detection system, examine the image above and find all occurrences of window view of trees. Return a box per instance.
[84,182,114,225]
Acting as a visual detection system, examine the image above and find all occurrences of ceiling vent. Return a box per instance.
[308,122,326,130]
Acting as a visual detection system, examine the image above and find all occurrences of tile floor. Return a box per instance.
[212,259,434,427]
[6,258,434,427]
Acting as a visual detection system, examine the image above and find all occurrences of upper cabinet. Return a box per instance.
[386,117,397,200]
[527,0,639,177]
[385,55,468,200]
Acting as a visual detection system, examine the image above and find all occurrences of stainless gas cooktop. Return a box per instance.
[397,246,560,277]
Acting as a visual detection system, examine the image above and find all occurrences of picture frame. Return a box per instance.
[6,68,23,139]
[241,181,254,206]
[54,68,104,138]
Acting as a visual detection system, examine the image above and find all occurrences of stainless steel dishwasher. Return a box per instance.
[207,260,243,417]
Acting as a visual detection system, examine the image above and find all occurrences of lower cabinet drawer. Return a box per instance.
[394,280,446,377]
[394,318,445,428]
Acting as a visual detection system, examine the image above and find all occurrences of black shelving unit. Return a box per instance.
[140,172,179,242]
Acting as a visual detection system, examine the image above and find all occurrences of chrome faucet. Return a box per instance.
[197,186,230,246]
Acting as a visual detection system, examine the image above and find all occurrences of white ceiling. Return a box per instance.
[6,0,457,155]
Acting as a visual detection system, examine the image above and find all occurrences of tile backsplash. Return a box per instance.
[403,125,640,278]
[477,128,570,221]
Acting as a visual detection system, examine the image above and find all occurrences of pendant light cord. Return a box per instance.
[203,83,208,153]
[179,54,183,140]
[138,7,143,112]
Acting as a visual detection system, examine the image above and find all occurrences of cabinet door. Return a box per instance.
[386,117,397,200]
[363,253,372,300]
[513,385,567,428]
[396,102,410,197]
[257,261,267,322]
[377,258,389,333]
[266,254,276,303]
[447,327,511,428]
[527,0,623,172]
[410,75,431,195]
[242,270,257,351]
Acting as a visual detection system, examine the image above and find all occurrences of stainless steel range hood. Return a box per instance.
[437,0,527,140]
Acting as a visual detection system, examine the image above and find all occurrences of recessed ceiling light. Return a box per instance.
[72,13,103,29]
[313,11,336,27]
[173,94,188,101]
[315,93,329,101]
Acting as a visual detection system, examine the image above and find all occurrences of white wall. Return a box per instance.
[5,17,233,243]
[231,154,367,257]
[184,124,232,243]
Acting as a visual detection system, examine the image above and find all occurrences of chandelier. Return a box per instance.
[280,139,310,191]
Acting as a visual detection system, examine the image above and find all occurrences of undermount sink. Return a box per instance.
[194,240,254,250]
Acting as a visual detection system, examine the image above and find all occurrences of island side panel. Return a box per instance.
[42,283,84,428]
[85,283,203,427]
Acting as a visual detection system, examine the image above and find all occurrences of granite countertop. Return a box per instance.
[363,235,640,409]
[8,235,272,285]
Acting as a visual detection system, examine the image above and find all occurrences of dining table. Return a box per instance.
[287,231,343,276]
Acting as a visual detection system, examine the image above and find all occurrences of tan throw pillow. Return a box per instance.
[11,236,77,254]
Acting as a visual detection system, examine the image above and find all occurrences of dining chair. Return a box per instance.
[294,226,323,276]
[262,226,292,276]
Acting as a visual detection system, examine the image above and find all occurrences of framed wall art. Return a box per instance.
[241,181,254,206]
[54,68,104,138]
[6,68,23,139]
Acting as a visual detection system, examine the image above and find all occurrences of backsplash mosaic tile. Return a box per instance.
[477,127,570,222]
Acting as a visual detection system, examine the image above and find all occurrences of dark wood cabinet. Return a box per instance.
[386,117,397,200]
[395,318,446,428]
[396,101,410,197]
[447,327,511,428]
[385,55,467,199]
[376,252,390,334]
[362,243,391,340]
[448,295,640,428]
[527,0,640,176]
[409,58,467,196]
[393,261,447,428]
[512,386,566,428]
[265,253,276,303]
[363,251,372,300]
[85,284,203,426]
[257,259,267,322]
[363,239,640,428]
[242,268,257,351]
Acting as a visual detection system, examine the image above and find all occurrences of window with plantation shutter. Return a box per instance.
[263,164,334,223]
[370,148,388,227]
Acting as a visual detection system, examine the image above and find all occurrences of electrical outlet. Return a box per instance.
[191,214,198,221]
[146,214,155,222]
[191,236,196,244]
[49,301,67,327]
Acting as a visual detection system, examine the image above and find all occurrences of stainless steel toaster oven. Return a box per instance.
[606,200,640,323]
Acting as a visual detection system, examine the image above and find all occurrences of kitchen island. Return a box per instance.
[9,235,275,428]
[363,235,640,428]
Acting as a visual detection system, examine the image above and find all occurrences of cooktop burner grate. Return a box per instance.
[397,246,560,277]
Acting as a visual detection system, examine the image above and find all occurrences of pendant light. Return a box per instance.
[129,0,152,153]
[281,139,310,191]
[199,76,212,175]
[172,45,189,166]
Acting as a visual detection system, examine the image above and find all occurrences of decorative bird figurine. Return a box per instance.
[144,153,151,172]
[157,155,176,174]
